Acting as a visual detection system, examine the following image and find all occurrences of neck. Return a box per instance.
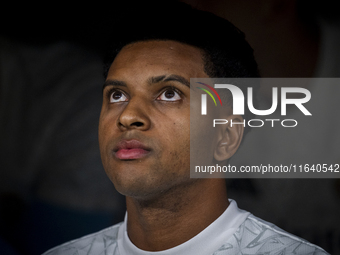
[125,179,229,251]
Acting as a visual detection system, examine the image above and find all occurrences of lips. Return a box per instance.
[114,139,151,160]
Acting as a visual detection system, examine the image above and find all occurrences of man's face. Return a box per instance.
[99,40,209,199]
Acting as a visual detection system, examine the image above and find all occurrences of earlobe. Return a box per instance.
[214,115,244,162]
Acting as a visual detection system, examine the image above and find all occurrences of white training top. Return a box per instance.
[42,200,329,255]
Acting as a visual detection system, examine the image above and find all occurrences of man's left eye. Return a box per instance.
[157,89,181,101]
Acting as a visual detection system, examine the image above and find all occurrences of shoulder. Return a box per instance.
[42,222,123,255]
[215,214,329,255]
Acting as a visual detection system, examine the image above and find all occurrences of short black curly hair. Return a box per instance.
[103,1,259,78]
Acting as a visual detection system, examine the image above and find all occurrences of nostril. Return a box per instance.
[131,121,144,127]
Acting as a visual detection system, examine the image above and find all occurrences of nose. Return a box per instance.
[117,99,151,131]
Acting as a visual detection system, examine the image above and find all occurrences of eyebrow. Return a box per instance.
[102,80,127,91]
[103,74,190,91]
[149,74,190,88]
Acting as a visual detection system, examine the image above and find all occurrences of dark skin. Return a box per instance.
[99,40,244,251]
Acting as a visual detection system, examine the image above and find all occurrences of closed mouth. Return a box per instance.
[114,139,151,160]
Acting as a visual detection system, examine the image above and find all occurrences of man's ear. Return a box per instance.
[214,115,244,161]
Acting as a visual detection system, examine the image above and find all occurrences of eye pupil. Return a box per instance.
[112,91,122,100]
[164,90,175,99]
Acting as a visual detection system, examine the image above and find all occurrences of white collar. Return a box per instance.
[117,199,250,255]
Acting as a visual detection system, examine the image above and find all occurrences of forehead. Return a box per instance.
[108,40,206,80]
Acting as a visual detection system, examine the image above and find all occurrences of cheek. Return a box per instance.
[161,116,190,163]
[98,113,116,162]
[98,114,108,149]
[190,109,218,165]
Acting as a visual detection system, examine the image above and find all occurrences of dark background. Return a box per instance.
[1,1,339,254]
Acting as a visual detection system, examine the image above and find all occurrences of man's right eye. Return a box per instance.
[109,90,128,103]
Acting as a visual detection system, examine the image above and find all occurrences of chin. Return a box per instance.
[109,172,160,198]
[117,184,164,201]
